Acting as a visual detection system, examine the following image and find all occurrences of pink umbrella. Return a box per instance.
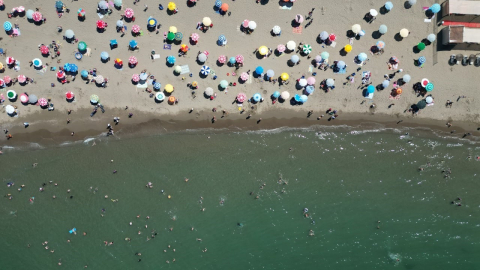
[20,94,29,103]
[40,45,49,55]
[236,93,247,103]
[56,70,65,79]
[218,55,227,64]
[242,20,249,28]
[17,6,25,13]
[0,1,4,6]
[129,56,138,65]
[315,55,322,62]
[0,79,4,86]
[38,98,48,107]
[277,44,286,53]
[240,72,249,81]
[124,8,134,18]
[3,76,11,84]
[97,20,106,29]
[132,74,140,82]
[190,33,199,42]
[32,11,43,22]
[329,33,337,42]
[295,14,304,23]
[65,91,74,100]
[235,54,244,63]
[17,75,26,83]
[131,25,140,33]
[307,77,316,85]
[6,57,15,65]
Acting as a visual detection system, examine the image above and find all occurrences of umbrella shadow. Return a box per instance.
[189,39,198,46]
[203,93,211,99]
[217,85,224,91]
[33,20,43,26]
[174,40,182,46]
[394,33,403,42]
[339,48,348,57]
[196,59,205,65]
[154,98,164,104]
[96,28,106,34]
[290,20,301,28]
[412,46,421,54]
[346,30,356,38]
[65,37,75,43]
[279,1,293,8]
[101,58,110,64]
[173,70,180,76]
[238,77,247,84]
[295,82,304,90]
[255,51,264,59]
[78,16,85,22]
[216,60,224,67]
[9,96,18,102]
[289,97,299,106]
[404,1,413,9]
[316,36,324,45]
[131,80,138,85]
[379,6,388,15]
[166,61,175,67]
[66,98,75,103]
[422,38,432,46]
[371,31,382,39]
[199,72,208,79]
[187,0,196,8]
[287,60,296,67]
[274,50,283,57]
[260,0,270,5]
[124,17,134,23]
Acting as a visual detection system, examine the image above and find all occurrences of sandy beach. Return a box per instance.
[1,0,480,144]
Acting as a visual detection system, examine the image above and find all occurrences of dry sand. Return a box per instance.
[1,0,479,144]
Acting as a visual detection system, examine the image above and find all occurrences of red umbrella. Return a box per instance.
[218,55,226,64]
[0,79,4,86]
[132,74,140,82]
[131,25,140,33]
[65,91,74,100]
[129,56,138,65]
[97,20,106,29]
[32,11,43,22]
[235,54,244,63]
[38,98,48,107]
[329,33,336,42]
[6,57,15,65]
[115,59,123,65]
[3,75,11,84]
[190,33,199,42]
[40,45,49,55]
[17,75,26,83]
[236,93,247,103]
[56,70,65,79]
[124,8,134,18]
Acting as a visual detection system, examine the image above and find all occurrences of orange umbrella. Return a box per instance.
[396,88,402,95]
[220,3,228,11]
[180,44,189,52]
[168,96,176,104]
[115,58,123,65]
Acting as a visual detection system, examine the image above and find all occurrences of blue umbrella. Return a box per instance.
[357,53,367,62]
[367,85,375,94]
[56,1,64,10]
[3,21,12,31]
[319,31,328,40]
[337,61,346,69]
[167,55,176,64]
[129,40,138,48]
[63,63,71,72]
[385,1,393,11]
[101,51,109,60]
[430,3,441,14]
[300,95,308,103]
[175,32,183,41]
[418,56,426,64]
[153,82,161,90]
[255,66,264,74]
[294,94,301,102]
[215,0,222,8]
[218,35,226,42]
[81,70,88,78]
[229,57,236,64]
[272,91,280,98]
[305,85,314,95]
[200,65,211,75]
[33,59,41,66]
[253,93,262,102]
[69,64,78,73]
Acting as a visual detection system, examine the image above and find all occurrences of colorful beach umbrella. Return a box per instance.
[255,66,264,74]
[69,64,78,73]
[379,24,388,34]
[132,74,140,82]
[218,34,226,43]
[303,44,312,54]
[90,95,99,103]
[65,91,74,100]
[6,90,16,99]
[319,31,329,40]
[56,1,64,10]
[337,61,346,69]
[295,14,304,23]
[220,80,228,88]
[20,94,29,103]
[97,20,106,29]
[40,45,50,55]
[266,69,275,78]
[3,21,12,31]
[32,12,43,22]
[95,75,104,84]
[305,86,314,95]
[253,93,262,102]
[153,82,162,90]
[220,3,229,12]
[81,70,88,78]
[38,98,48,107]
[376,40,385,49]
[240,72,249,81]
[129,56,138,65]
[101,51,109,60]
[307,77,316,85]
[190,33,199,42]
[280,91,290,100]
[98,1,108,9]
[235,55,244,63]
[78,8,85,17]
[164,84,174,93]
[115,59,123,66]
[156,92,165,101]
[385,2,393,11]
[321,51,329,60]
[124,8,134,18]
[131,25,140,33]
[78,41,87,51]
[229,57,236,64]
[258,46,268,56]
[200,65,211,75]
[425,83,434,91]
[148,18,157,27]
[329,33,336,42]
[344,44,352,53]
[417,42,426,51]
[175,32,183,41]
[168,2,177,11]
[277,44,286,53]
[218,55,227,64]
[215,0,222,8]
[236,93,246,103]
[3,75,11,84]
[418,56,426,64]
[166,55,176,64]
[129,40,138,48]
[357,53,367,62]
[280,73,289,81]
[272,91,281,98]
[367,85,375,94]
[167,32,175,41]
[430,3,441,14]
[57,70,65,79]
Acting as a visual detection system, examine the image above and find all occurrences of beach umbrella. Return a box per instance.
[376,40,385,49]
[81,70,88,78]
[218,34,226,43]
[217,55,227,64]
[266,69,275,78]
[305,85,314,95]
[403,74,411,83]
[139,73,148,81]
[78,41,87,51]
[57,70,65,79]
[174,65,182,73]
[175,32,183,41]
[168,26,177,33]
[148,18,157,27]
[400,28,409,38]
[382,80,390,88]
[291,55,299,64]
[220,3,229,12]
[168,96,176,104]
[101,51,109,61]
[17,6,25,13]
[426,96,433,104]
[421,78,429,87]
[299,95,308,103]
[29,94,38,104]
[17,75,26,84]
[20,94,29,103]
[326,78,335,87]
[227,57,235,65]
[166,55,176,64]
[5,105,15,115]
[352,24,361,34]
[385,2,393,10]
[215,0,222,8]
[129,40,138,49]
[40,45,50,55]
[303,44,312,54]
[281,91,290,100]
[114,0,123,7]
[204,87,214,96]
[298,78,307,87]
[357,53,367,62]
[124,8,134,18]
[272,25,281,35]
[26,10,34,20]
[258,46,268,56]
[242,20,249,28]
[203,17,212,26]
[63,63,72,72]
[417,42,426,51]
[153,82,162,90]
[240,72,249,81]
[6,57,15,65]
[90,95,99,103]
[131,25,140,33]
[427,34,436,43]
[56,1,64,10]
[321,51,330,60]
[425,83,434,92]
[370,9,378,16]
[116,20,124,28]
[280,73,289,81]
[248,21,257,30]
[277,44,286,53]
[65,29,74,39]
[272,91,281,98]
[198,53,207,62]
[95,75,104,84]
[417,100,427,109]
[0,79,4,86]
[408,0,417,4]
[319,31,329,40]
[78,8,85,17]
[379,24,387,34]
[307,77,316,85]
[430,3,441,14]
[168,2,177,11]
[236,93,247,103]
[167,32,175,41]
[156,92,165,101]
[220,80,228,88]
[329,34,336,42]
[4,21,12,31]
[255,66,264,74]
[70,64,78,73]
[6,90,16,99]
[286,41,296,51]
[132,74,140,82]
[253,93,262,102]
[32,12,43,22]
[3,76,10,84]
[164,84,174,93]
[66,91,74,100]
[337,61,346,69]
[190,33,199,42]
[367,85,375,94]
[344,44,352,53]
[295,14,304,24]
[235,54,244,63]
[32,58,42,68]
[98,1,108,9]
[180,44,189,53]
[129,56,138,65]
[200,66,211,76]
[38,98,48,107]
[97,20,106,29]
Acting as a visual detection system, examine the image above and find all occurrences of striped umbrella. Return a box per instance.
[218,55,227,64]
[156,92,165,101]
[18,75,27,83]
[180,44,189,52]
[190,33,199,42]
[235,55,244,64]
[302,44,312,54]
[153,82,161,90]
[200,65,211,75]
[218,35,226,43]
[425,83,434,91]
[32,12,43,22]
[124,8,134,18]
[167,55,176,64]
[65,91,74,100]
[131,25,140,33]
[132,74,140,82]
[17,6,25,13]
[38,98,48,107]
[78,8,85,17]
[129,56,138,65]
[240,72,249,81]
[175,32,183,41]
[90,95,99,103]
[4,21,12,31]
[6,56,15,65]
[277,44,286,53]
[57,70,65,79]
[0,79,4,86]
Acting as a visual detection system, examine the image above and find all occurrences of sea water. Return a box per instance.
[1,127,480,269]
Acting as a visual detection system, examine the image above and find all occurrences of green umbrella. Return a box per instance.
[302,44,312,54]
[416,100,427,109]
[78,41,87,51]
[417,42,425,51]
[174,32,183,41]
[90,94,99,103]
[167,32,175,41]
[425,82,434,92]
[220,80,228,88]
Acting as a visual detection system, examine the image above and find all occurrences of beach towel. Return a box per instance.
[292,26,302,34]
[163,44,171,50]
[389,94,401,100]
[152,54,161,60]
[179,65,190,74]
[85,48,92,57]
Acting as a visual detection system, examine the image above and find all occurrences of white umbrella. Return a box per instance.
[204,87,214,96]
[351,24,361,34]
[370,9,378,16]
[426,96,433,104]
[248,21,257,30]
[174,65,182,73]
[400,28,409,38]
[382,80,389,88]
[280,91,290,100]
[198,53,207,62]
[65,29,74,39]
[202,17,212,26]
[298,79,307,87]
[379,25,388,34]
[272,25,281,35]
[286,41,296,51]
[427,34,436,42]
[98,0,109,9]
[139,73,148,81]
[326,78,335,87]
[5,105,15,115]
[402,74,411,83]
[291,55,299,64]
[266,69,275,78]
[116,20,124,27]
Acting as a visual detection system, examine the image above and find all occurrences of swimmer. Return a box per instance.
[83,232,87,236]
[196,238,202,242]
[105,195,108,199]
[168,245,171,248]
[67,189,71,193]
[146,216,150,219]
[184,178,189,182]
[191,227,194,231]
[113,170,117,174]
[33,163,38,167]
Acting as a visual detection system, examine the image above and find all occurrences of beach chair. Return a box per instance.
[110,39,118,49]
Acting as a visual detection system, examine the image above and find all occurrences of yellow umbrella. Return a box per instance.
[344,44,352,53]
[0,62,4,70]
[202,17,212,26]
[165,84,174,93]
[169,26,177,33]
[168,2,176,11]
[191,81,198,87]
[174,65,182,73]
[258,46,268,56]
[280,73,289,81]
[400,28,409,38]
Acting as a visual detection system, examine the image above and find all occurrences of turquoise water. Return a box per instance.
[1,127,480,269]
